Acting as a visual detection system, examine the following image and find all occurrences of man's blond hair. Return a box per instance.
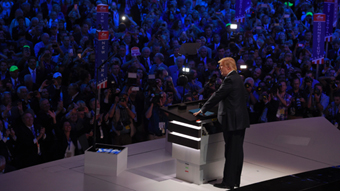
[218,57,237,71]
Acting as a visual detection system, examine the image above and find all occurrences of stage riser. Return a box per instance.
[236,167,340,191]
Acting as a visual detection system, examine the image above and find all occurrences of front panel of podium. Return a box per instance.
[167,120,225,185]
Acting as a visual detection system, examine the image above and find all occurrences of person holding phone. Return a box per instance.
[113,93,136,145]
[193,57,249,190]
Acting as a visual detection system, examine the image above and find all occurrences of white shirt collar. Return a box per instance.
[27,124,34,129]
[28,67,36,73]
[10,77,18,84]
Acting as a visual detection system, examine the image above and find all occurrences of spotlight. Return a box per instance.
[240,65,247,69]
[122,16,126,20]
[230,24,238,29]
[182,67,190,73]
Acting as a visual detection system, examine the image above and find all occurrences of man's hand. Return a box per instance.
[35,91,41,99]
[246,86,252,93]
[10,128,15,137]
[5,129,10,138]
[41,79,49,88]
[314,93,321,103]
[127,87,133,96]
[84,106,89,113]
[114,96,119,104]
[86,131,93,139]
[17,101,23,112]
[193,110,204,117]
[38,128,45,139]
[276,89,281,98]
[48,110,56,119]
[119,100,127,108]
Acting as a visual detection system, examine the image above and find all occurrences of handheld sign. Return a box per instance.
[131,47,141,56]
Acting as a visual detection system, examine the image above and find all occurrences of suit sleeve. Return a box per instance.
[201,78,232,113]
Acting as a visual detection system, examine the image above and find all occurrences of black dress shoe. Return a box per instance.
[213,183,234,190]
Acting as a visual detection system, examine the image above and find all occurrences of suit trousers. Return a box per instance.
[222,128,246,187]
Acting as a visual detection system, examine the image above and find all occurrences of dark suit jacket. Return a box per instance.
[107,73,123,90]
[0,71,10,81]
[327,49,338,61]
[4,164,16,173]
[130,4,147,26]
[139,56,153,73]
[165,56,176,67]
[73,32,94,46]
[55,129,78,160]
[2,77,23,93]
[46,85,68,109]
[41,1,58,19]
[64,92,84,108]
[19,67,45,86]
[14,123,43,168]
[201,71,250,131]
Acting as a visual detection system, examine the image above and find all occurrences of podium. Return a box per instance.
[161,100,225,185]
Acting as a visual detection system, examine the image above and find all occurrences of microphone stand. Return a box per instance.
[93,52,116,150]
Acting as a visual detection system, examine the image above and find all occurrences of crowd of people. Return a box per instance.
[0,0,340,172]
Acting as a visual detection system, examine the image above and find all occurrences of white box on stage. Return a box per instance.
[84,143,128,176]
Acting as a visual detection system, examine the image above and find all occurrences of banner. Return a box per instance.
[95,4,109,89]
[245,0,252,13]
[96,4,109,30]
[131,47,141,56]
[324,0,335,42]
[235,0,251,22]
[312,13,326,64]
[334,0,338,27]
[235,0,244,22]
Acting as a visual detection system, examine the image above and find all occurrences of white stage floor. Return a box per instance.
[1,117,339,191]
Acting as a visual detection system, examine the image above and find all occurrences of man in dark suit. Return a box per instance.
[108,64,123,90]
[3,66,23,96]
[19,56,45,86]
[130,0,147,26]
[65,83,83,107]
[0,60,10,81]
[41,0,58,19]
[73,23,94,45]
[15,112,46,169]
[139,47,153,73]
[194,57,250,190]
